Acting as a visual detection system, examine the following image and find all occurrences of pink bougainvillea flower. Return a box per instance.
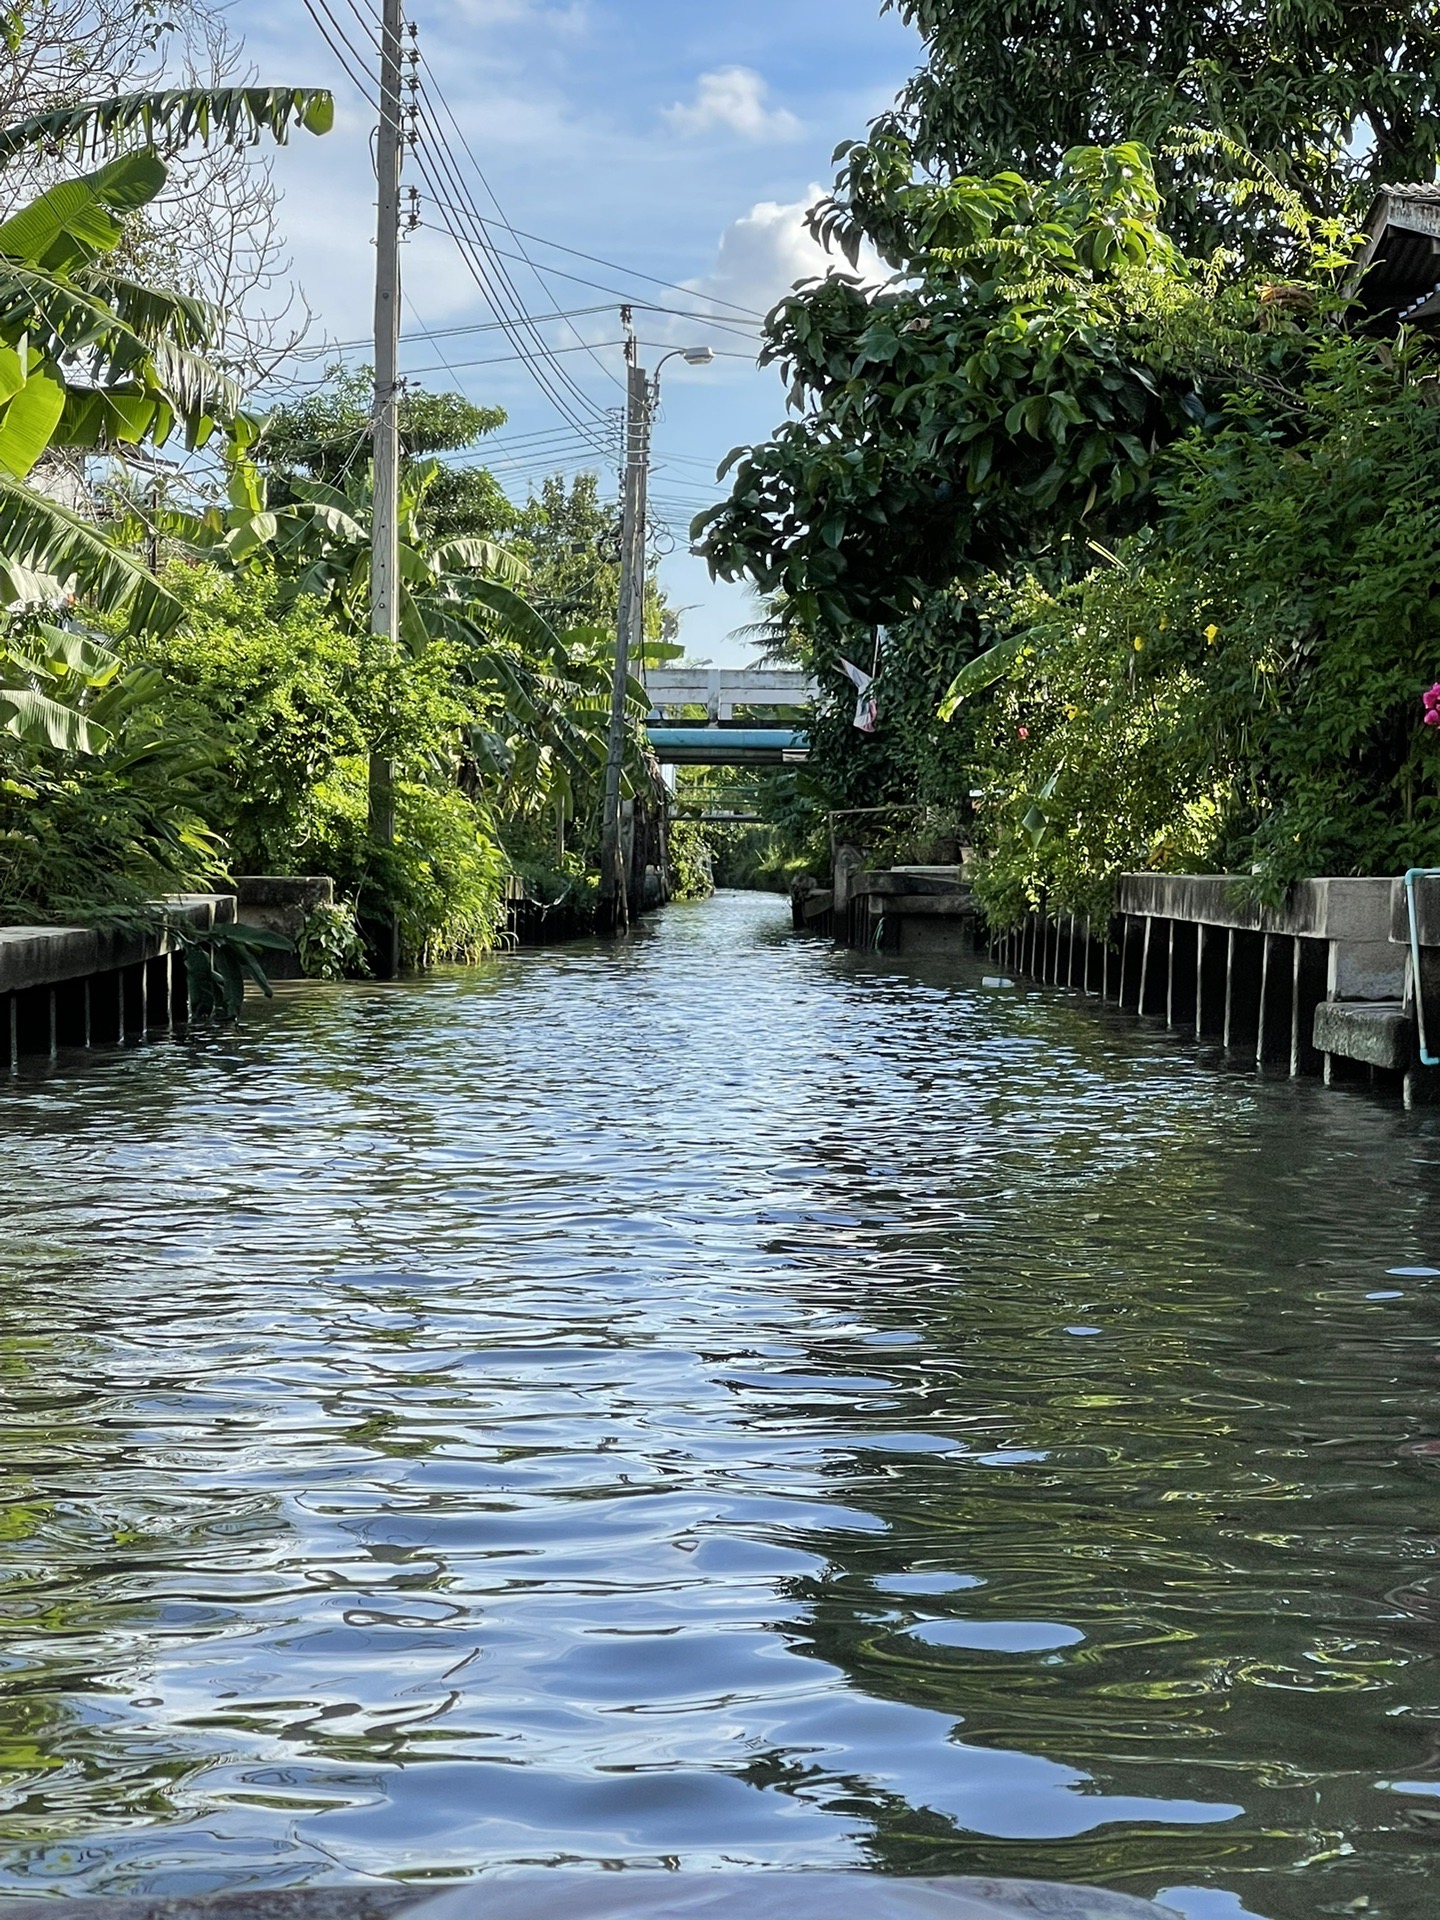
[1426,711,1440,728]
[1018,726,1029,739]
[1425,682,1440,712]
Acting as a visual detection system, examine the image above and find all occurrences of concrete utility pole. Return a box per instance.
[368,0,404,973]
[597,323,650,935]
[597,333,714,936]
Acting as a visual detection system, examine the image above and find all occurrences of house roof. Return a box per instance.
[1353,184,1440,326]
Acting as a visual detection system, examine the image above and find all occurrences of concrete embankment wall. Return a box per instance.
[989,876,1410,1088]
[0,894,237,1069]
[817,861,1440,1107]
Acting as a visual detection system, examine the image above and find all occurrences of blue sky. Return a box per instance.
[230,0,921,663]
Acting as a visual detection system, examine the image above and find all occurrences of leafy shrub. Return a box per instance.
[964,336,1440,918]
[667,818,714,900]
[297,898,368,980]
[133,565,509,962]
[0,619,221,921]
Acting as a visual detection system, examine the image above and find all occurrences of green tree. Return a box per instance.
[513,470,672,660]
[872,0,1440,256]
[698,137,1353,827]
[957,330,1440,918]
[513,472,621,632]
[698,146,1207,644]
[260,364,515,547]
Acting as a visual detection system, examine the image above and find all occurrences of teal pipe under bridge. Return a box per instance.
[647,726,809,768]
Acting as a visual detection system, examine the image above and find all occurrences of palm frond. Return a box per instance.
[0,88,335,166]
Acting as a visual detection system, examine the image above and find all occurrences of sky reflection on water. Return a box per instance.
[1,891,1439,1919]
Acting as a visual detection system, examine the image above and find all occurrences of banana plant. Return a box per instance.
[0,615,227,907]
[192,456,642,793]
[0,82,332,630]
[0,622,123,754]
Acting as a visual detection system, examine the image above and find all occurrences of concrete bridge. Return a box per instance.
[644,668,816,768]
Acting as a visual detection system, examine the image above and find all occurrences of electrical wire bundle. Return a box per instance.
[295,0,766,505]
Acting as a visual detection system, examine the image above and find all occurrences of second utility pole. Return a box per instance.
[598,320,651,935]
[368,0,404,975]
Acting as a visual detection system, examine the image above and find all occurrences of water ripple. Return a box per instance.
[1,893,1438,1920]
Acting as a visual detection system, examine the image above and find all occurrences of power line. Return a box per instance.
[413,228,764,341]
[409,76,613,434]
[408,136,612,445]
[415,66,627,396]
[400,338,628,379]
[304,0,611,447]
[320,0,765,336]
[297,303,619,357]
[300,0,379,107]
[429,207,765,322]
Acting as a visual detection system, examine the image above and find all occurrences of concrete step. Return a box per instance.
[852,871,969,899]
[1313,998,1411,1071]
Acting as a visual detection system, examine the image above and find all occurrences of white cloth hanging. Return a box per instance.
[839,656,878,733]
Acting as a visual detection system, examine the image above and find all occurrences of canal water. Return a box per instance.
[2,891,1439,1919]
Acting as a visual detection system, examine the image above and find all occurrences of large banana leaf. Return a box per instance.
[286,499,369,547]
[0,553,63,604]
[0,153,167,271]
[0,474,182,631]
[0,624,122,754]
[29,623,123,683]
[0,88,334,166]
[0,360,64,477]
[937,634,1029,719]
[459,579,568,660]
[0,259,242,450]
[431,537,528,585]
[105,277,217,350]
[0,683,108,753]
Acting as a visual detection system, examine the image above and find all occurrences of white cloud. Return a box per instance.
[684,189,882,325]
[663,67,802,144]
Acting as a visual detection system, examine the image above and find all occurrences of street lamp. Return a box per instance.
[656,345,717,378]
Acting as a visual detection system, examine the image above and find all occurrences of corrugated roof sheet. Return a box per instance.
[1354,184,1440,325]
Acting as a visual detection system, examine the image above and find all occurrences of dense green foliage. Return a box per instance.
[0,617,219,919]
[700,4,1440,919]
[0,55,667,968]
[966,336,1440,917]
[124,566,507,959]
[701,146,1202,640]
[0,78,333,934]
[872,1,1440,256]
[673,765,829,895]
[665,818,714,901]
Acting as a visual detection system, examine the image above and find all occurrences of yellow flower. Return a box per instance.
[1204,623,1220,645]
[1133,637,1144,651]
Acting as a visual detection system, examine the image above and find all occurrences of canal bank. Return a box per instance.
[0,893,235,1067]
[819,852,1440,1106]
[0,892,1438,1917]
